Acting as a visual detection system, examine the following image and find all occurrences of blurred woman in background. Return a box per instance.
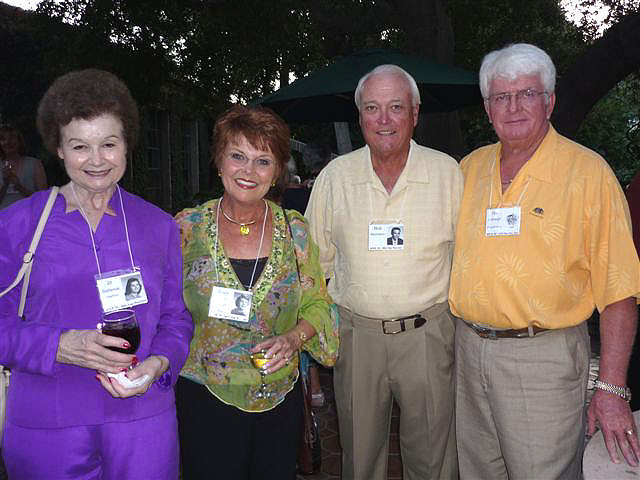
[0,124,47,209]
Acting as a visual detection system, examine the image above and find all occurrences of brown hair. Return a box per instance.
[36,69,139,153]
[212,106,290,194]
[0,124,26,157]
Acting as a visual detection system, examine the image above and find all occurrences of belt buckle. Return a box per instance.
[472,324,497,339]
[382,319,405,334]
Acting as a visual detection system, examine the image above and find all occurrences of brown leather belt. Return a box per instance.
[466,322,549,339]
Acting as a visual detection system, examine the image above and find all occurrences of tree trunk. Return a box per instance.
[553,12,640,139]
[389,0,466,158]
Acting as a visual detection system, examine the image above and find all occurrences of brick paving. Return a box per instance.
[299,351,601,480]
[297,366,403,480]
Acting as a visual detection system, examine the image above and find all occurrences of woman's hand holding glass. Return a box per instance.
[250,323,315,374]
[56,328,137,373]
[2,162,19,186]
[56,322,167,398]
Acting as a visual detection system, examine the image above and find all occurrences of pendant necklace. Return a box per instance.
[220,199,264,235]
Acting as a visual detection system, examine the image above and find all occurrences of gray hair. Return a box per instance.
[479,43,556,99]
[354,64,421,109]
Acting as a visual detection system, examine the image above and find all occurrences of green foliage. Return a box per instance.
[575,74,640,184]
[3,0,640,184]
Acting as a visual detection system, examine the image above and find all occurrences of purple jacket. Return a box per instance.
[0,188,193,428]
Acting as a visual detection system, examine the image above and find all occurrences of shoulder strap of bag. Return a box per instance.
[0,186,59,319]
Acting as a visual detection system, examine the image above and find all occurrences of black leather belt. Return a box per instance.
[382,314,426,334]
[467,322,549,339]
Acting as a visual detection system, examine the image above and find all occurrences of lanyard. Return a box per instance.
[366,147,411,222]
[71,183,136,276]
[214,199,267,290]
[488,153,530,209]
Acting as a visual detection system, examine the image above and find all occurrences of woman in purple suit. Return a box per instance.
[0,69,193,479]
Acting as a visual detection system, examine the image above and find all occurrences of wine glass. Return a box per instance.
[250,331,271,399]
[98,310,150,388]
[98,309,140,356]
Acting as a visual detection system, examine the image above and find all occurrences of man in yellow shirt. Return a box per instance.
[306,65,462,480]
[449,43,640,479]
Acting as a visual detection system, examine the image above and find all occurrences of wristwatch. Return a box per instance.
[594,379,632,402]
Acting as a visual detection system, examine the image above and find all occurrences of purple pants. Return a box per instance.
[2,407,179,480]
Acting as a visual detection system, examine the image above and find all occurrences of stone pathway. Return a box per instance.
[297,366,403,480]
[298,353,601,480]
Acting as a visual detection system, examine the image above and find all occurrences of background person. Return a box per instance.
[305,64,462,480]
[174,105,338,480]
[0,124,47,209]
[282,143,334,409]
[449,43,640,479]
[0,69,193,480]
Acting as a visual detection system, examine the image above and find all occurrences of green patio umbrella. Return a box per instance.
[252,49,481,123]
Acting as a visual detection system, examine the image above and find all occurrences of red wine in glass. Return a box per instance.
[100,310,140,354]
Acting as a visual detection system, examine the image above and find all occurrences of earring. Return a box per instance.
[218,171,222,177]
[271,180,276,187]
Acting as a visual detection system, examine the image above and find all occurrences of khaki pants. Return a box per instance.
[334,303,457,480]
[455,318,590,480]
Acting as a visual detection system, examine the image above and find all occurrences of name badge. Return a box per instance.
[95,269,148,313]
[485,206,521,236]
[368,223,405,250]
[209,286,252,323]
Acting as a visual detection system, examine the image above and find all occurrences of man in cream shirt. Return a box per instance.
[305,64,462,480]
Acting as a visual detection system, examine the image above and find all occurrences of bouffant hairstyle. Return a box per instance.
[36,69,139,154]
[0,124,26,158]
[212,106,290,194]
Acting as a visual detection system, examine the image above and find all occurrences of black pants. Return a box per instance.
[0,451,7,480]
[176,376,303,480]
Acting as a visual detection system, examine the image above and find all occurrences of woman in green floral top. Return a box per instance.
[174,106,339,480]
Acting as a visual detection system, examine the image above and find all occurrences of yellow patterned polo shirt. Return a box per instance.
[449,126,640,329]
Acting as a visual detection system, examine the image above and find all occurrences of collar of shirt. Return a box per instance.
[350,140,430,195]
[480,125,559,185]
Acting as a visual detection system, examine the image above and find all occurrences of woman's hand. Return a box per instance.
[57,329,136,373]
[251,322,318,374]
[97,355,169,399]
[251,332,300,374]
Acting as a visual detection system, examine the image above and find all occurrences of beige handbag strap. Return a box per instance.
[0,186,59,319]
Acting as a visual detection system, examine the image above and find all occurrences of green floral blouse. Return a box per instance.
[175,199,339,412]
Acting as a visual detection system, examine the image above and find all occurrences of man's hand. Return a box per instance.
[588,389,640,466]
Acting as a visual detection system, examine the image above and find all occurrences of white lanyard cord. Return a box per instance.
[214,199,268,290]
[368,186,408,224]
[116,185,136,271]
[488,153,530,208]
[71,182,102,276]
[71,183,136,277]
[367,148,409,223]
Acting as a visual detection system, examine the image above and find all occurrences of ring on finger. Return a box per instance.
[626,429,635,436]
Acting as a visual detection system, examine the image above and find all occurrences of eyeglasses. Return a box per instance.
[485,88,548,108]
